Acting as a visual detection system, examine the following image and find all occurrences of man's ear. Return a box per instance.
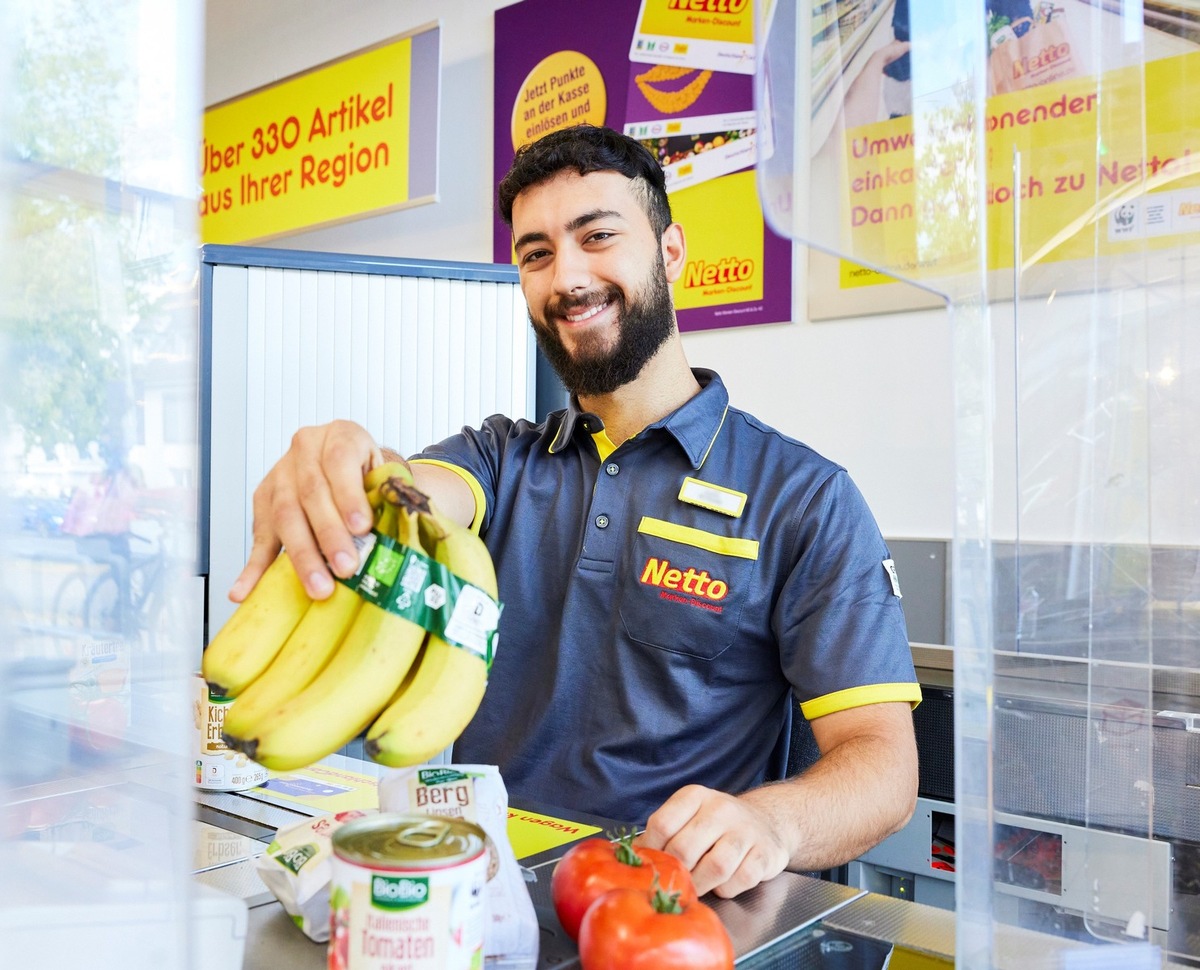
[661,223,686,283]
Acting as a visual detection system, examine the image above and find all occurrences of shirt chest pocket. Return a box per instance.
[619,516,759,661]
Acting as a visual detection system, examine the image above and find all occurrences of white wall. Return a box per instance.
[204,0,957,539]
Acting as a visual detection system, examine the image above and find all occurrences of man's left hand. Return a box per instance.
[635,785,789,898]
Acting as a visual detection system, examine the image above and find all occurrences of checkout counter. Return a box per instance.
[193,755,950,969]
[191,753,1185,969]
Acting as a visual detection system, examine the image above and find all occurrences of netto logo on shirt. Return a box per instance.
[639,557,728,601]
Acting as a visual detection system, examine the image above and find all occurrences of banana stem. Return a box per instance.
[379,477,453,549]
[379,477,434,515]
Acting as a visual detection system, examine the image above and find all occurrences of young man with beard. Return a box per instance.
[231,125,920,899]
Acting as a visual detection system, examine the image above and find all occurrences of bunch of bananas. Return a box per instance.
[201,462,499,772]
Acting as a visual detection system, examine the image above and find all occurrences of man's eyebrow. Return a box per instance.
[565,208,623,232]
[513,230,549,252]
[513,209,625,252]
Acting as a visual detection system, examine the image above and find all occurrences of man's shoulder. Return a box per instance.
[722,402,846,476]
[694,370,843,474]
[447,410,566,455]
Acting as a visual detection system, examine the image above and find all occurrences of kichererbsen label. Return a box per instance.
[194,675,268,791]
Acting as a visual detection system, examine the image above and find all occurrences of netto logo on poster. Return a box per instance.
[684,257,755,288]
[666,0,749,13]
[1010,43,1070,80]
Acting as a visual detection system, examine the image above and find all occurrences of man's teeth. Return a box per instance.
[565,302,608,323]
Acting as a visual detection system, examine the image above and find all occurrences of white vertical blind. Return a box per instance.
[206,255,531,635]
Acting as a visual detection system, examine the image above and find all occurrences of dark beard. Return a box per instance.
[532,258,676,397]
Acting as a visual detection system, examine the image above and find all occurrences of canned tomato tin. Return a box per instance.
[329,813,487,970]
[193,673,269,791]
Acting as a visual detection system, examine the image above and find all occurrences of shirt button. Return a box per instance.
[605,463,619,476]
[595,514,610,529]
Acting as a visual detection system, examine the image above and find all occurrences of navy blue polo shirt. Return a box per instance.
[414,369,918,824]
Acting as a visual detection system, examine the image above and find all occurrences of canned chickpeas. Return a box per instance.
[329,813,487,970]
[193,673,268,791]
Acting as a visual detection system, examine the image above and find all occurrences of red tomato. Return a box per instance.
[578,887,735,970]
[551,835,697,940]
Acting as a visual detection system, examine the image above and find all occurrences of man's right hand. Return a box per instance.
[230,420,385,603]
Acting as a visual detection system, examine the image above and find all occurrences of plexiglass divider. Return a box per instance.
[758,0,1196,965]
[1,3,214,968]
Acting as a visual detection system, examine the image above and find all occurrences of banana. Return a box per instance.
[220,585,362,740]
[364,498,498,767]
[201,463,409,699]
[364,459,413,494]
[222,489,413,739]
[225,499,431,771]
[202,552,309,697]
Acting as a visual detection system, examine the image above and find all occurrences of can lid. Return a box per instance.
[332,812,486,868]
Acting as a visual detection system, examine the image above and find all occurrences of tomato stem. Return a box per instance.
[650,886,685,915]
[613,829,644,867]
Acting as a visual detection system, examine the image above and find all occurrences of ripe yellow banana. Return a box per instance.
[226,502,431,771]
[364,458,413,494]
[365,500,498,767]
[202,463,408,700]
[220,584,363,741]
[201,552,309,697]
[222,492,408,739]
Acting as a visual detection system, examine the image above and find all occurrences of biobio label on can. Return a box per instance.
[330,813,487,970]
[193,673,269,791]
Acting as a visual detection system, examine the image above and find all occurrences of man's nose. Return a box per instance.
[552,248,591,296]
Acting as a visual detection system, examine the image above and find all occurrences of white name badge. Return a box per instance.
[678,477,747,517]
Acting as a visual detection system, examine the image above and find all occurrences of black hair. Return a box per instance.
[497,125,673,237]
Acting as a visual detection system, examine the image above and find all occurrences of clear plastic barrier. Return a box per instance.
[757,0,988,305]
[758,1,1196,965]
[0,2,206,967]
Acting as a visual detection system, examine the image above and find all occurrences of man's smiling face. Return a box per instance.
[512,170,678,396]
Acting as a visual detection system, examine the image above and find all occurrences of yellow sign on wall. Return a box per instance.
[635,0,753,46]
[838,50,1200,284]
[201,26,439,244]
[671,169,764,310]
[629,0,756,75]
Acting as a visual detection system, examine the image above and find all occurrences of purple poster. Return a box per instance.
[493,0,790,333]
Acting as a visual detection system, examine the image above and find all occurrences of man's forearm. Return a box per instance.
[739,704,918,872]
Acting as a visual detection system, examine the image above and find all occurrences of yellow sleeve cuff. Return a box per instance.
[409,458,487,534]
[800,682,923,720]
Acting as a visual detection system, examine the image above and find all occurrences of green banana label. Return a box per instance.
[340,531,501,666]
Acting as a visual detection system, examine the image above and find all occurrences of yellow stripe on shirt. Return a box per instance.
[800,682,923,720]
[637,516,759,560]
